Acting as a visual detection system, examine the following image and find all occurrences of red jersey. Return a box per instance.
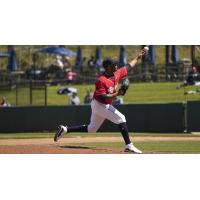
[93,67,127,104]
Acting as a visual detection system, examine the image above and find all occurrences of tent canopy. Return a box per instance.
[171,45,179,64]
[37,46,76,57]
[0,52,9,57]
[7,46,17,71]
[148,45,156,65]
[75,46,83,68]
[119,46,127,67]
[95,46,102,68]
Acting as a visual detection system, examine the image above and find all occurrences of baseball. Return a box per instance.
[144,46,149,51]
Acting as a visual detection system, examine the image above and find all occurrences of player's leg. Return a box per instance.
[101,104,142,153]
[87,112,105,133]
[66,100,105,133]
[63,112,105,133]
[100,105,131,144]
[54,125,68,142]
[54,100,105,142]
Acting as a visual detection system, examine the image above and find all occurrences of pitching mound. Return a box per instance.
[1,135,199,154]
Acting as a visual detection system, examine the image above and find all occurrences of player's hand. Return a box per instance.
[117,89,124,96]
[137,50,146,60]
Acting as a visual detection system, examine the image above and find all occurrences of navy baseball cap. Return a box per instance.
[103,58,118,68]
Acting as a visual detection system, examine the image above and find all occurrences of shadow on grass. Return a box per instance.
[60,145,94,150]
[60,145,112,152]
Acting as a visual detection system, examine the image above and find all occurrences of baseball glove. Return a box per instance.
[119,78,130,96]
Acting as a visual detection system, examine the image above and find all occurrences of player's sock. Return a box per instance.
[118,122,131,145]
[67,124,88,133]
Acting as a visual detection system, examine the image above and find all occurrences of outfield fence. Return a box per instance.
[1,101,199,133]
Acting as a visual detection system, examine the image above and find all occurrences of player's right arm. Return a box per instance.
[128,52,144,68]
[129,49,146,68]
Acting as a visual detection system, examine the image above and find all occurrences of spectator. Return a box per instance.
[0,97,11,107]
[88,56,95,71]
[64,56,72,71]
[68,92,80,105]
[66,68,77,84]
[48,55,65,79]
[84,88,93,104]
[176,66,200,89]
[57,87,77,95]
[54,55,64,70]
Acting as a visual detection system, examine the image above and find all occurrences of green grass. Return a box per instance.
[2,82,200,106]
[0,132,198,139]
[76,141,200,154]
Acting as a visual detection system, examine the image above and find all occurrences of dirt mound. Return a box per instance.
[0,135,199,154]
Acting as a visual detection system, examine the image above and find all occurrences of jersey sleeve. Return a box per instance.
[118,66,128,79]
[94,79,106,96]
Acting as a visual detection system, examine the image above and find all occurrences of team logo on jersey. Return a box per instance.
[108,87,114,94]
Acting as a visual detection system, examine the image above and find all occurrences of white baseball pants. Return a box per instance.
[87,99,126,133]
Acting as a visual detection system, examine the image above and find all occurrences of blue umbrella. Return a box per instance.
[38,46,76,57]
[147,45,156,65]
[119,45,127,67]
[75,46,83,69]
[8,46,17,71]
[171,45,179,64]
[191,45,195,65]
[95,46,102,69]
[0,52,9,57]
[165,45,170,65]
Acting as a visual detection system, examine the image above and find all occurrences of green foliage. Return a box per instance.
[0,45,196,70]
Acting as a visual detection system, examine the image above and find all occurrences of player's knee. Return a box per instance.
[118,114,126,124]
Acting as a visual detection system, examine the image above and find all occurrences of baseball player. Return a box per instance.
[54,49,146,153]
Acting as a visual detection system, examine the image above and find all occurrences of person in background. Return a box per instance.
[54,55,64,70]
[88,56,95,71]
[64,56,72,71]
[51,55,65,79]
[177,66,200,89]
[68,92,80,105]
[84,88,94,104]
[66,68,77,84]
[0,97,11,107]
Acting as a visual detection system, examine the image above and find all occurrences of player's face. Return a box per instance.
[112,65,118,72]
[105,65,118,75]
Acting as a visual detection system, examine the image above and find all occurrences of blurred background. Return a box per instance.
[0,45,200,106]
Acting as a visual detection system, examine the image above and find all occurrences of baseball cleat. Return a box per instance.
[54,125,68,142]
[124,143,142,154]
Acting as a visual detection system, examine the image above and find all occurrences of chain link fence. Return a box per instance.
[0,80,47,106]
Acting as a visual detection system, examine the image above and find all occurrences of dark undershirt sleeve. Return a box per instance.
[99,94,113,100]
[125,64,132,72]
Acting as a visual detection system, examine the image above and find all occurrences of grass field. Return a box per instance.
[1,132,200,153]
[47,82,200,104]
[76,141,200,154]
[1,82,200,106]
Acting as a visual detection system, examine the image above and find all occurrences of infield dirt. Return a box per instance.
[1,136,200,154]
